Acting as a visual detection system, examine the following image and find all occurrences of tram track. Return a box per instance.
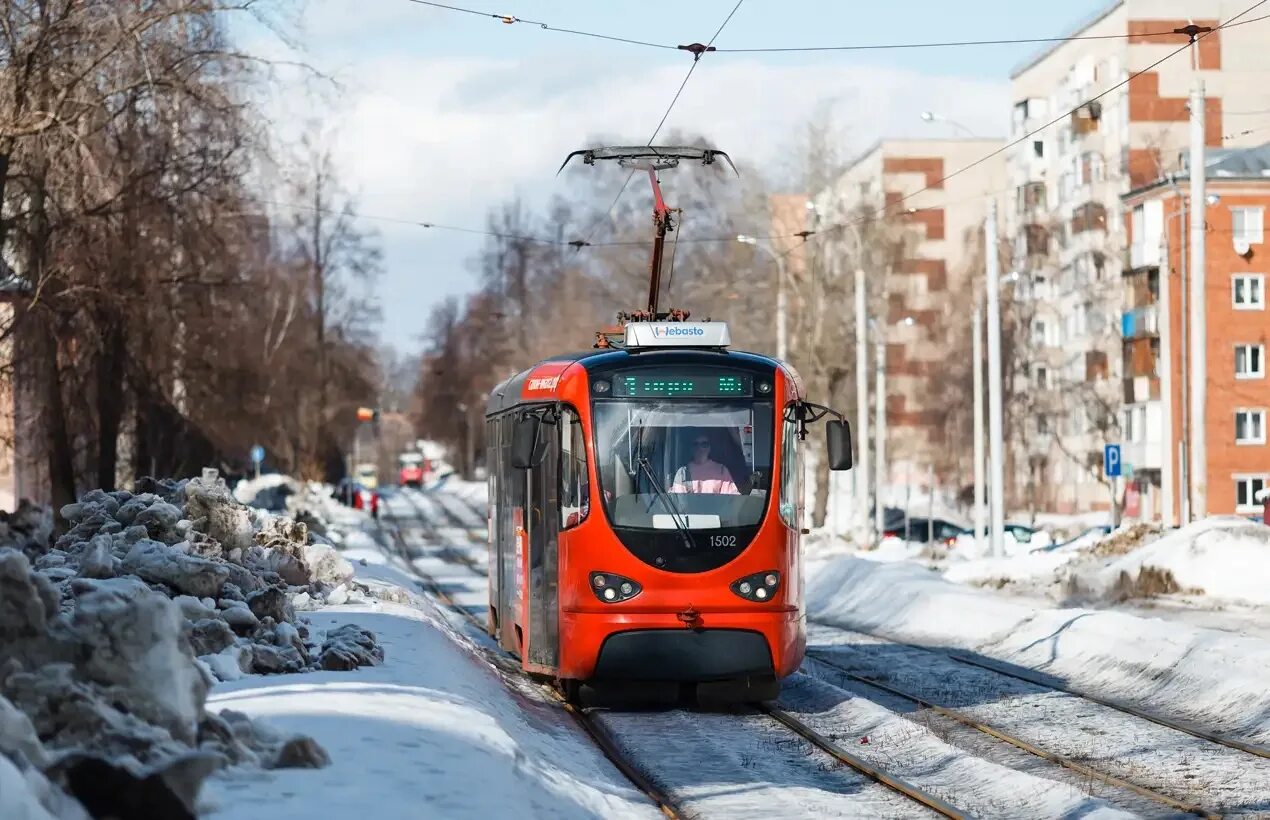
[378,496,1270,817]
[758,703,967,818]
[379,518,684,819]
[804,650,1217,819]
[804,624,1270,817]
[382,510,965,817]
[810,622,1270,762]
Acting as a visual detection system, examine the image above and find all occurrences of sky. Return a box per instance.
[240,0,1114,350]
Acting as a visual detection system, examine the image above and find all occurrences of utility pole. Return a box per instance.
[855,268,870,542]
[874,330,887,542]
[973,305,986,552]
[985,198,1006,558]
[1188,78,1207,520]
[1159,229,1175,527]
[776,252,788,361]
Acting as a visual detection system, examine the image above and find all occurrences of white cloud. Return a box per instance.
[249,37,1009,345]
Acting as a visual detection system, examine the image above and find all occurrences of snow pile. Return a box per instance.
[204,518,661,819]
[232,474,300,513]
[1063,516,1270,606]
[0,472,385,819]
[808,556,1270,744]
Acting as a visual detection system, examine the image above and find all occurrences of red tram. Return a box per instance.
[484,321,852,702]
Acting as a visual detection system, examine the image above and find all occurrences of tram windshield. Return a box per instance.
[592,399,774,531]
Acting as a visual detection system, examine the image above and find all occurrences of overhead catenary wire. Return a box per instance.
[401,0,1268,54]
[266,2,1269,258]
[803,0,1269,248]
[577,0,745,246]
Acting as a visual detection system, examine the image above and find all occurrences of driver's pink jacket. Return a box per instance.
[670,461,739,495]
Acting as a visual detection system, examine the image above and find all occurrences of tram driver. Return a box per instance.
[670,431,739,495]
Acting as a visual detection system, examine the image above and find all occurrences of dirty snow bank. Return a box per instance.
[1066,517,1270,606]
[0,472,386,818]
[943,517,1270,608]
[204,535,660,820]
[808,556,1270,745]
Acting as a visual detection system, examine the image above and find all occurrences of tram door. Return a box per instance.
[525,415,561,672]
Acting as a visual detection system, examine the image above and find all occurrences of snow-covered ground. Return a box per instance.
[807,555,1270,747]
[217,479,679,817]
[206,498,658,820]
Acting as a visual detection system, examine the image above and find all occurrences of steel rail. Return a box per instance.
[939,649,1270,761]
[806,651,1219,819]
[759,703,968,819]
[817,622,1270,762]
[386,520,683,819]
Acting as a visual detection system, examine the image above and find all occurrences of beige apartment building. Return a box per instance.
[1005,0,1270,514]
[814,138,1006,486]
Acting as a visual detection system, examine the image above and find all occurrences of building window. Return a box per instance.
[1033,139,1044,159]
[1233,274,1265,309]
[1032,320,1047,346]
[1034,365,1050,389]
[1236,409,1267,444]
[1235,344,1265,379]
[1235,475,1267,512]
[1232,207,1264,245]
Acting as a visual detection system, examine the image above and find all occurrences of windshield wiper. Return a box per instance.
[637,457,694,551]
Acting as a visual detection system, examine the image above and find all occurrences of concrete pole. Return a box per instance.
[1188,78,1207,520]
[1158,230,1175,527]
[874,334,887,542]
[854,268,870,541]
[927,463,935,548]
[775,253,788,361]
[973,305,986,552]
[985,198,1006,558]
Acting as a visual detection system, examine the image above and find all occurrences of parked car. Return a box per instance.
[956,523,1053,552]
[333,479,379,518]
[882,517,968,545]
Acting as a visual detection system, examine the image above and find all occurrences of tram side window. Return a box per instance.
[779,409,799,528]
[560,407,589,529]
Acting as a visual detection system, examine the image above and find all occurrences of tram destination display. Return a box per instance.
[610,370,754,398]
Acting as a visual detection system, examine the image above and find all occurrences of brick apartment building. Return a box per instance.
[1123,145,1270,521]
[1005,0,1270,514]
[813,138,1006,483]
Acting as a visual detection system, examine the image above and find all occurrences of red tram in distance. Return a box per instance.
[484,321,852,703]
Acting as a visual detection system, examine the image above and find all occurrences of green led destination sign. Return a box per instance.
[611,370,754,398]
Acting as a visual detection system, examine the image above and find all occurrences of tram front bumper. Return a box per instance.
[559,608,804,682]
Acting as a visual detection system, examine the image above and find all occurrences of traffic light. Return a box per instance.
[356,407,378,423]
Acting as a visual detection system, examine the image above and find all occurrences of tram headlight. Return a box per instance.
[757,380,773,395]
[589,571,641,603]
[731,570,780,602]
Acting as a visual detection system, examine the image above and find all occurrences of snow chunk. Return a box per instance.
[317,624,384,671]
[122,539,229,599]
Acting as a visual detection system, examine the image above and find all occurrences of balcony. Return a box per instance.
[1121,305,1158,339]
[1122,375,1160,404]
[1123,438,1163,471]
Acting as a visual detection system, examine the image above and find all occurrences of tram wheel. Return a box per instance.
[560,679,583,706]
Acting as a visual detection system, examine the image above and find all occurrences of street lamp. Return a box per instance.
[920,110,978,138]
[736,234,789,361]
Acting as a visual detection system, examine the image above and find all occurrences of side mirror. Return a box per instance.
[510,415,541,469]
[826,420,853,471]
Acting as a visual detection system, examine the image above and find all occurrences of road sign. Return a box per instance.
[250,445,265,464]
[1104,444,1121,478]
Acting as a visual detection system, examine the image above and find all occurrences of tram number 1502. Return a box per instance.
[709,534,737,548]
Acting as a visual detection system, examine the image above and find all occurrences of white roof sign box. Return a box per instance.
[624,322,731,349]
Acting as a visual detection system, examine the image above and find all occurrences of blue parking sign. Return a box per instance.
[250,444,265,465]
[1104,444,1121,478]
